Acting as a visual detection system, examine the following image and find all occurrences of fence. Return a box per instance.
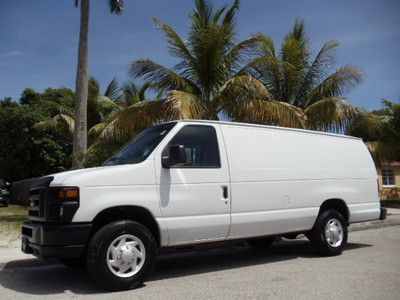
[9,178,38,206]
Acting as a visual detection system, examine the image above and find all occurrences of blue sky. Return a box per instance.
[0,0,399,110]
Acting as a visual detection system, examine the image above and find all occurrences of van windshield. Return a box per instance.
[104,122,176,166]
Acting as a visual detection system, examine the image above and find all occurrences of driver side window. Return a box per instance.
[168,125,220,168]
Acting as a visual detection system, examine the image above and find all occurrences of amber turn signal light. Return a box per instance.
[58,188,79,199]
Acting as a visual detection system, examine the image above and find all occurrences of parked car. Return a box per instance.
[0,178,10,207]
[21,120,386,291]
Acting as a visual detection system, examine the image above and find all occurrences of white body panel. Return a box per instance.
[153,123,231,245]
[220,124,380,239]
[48,120,380,247]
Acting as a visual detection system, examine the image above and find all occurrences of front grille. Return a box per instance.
[21,226,32,237]
[26,176,78,223]
[47,188,59,201]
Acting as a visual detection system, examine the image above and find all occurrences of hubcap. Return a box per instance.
[106,234,146,278]
[324,218,343,247]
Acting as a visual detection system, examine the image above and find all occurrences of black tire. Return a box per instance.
[246,237,275,249]
[86,220,157,291]
[309,209,348,256]
[59,257,86,268]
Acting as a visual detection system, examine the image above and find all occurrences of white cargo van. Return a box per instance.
[21,120,386,290]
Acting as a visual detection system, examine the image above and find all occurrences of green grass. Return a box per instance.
[0,204,28,234]
[381,200,400,209]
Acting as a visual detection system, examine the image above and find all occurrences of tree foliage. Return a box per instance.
[242,20,362,131]
[348,99,400,163]
[97,0,306,141]
[0,96,72,181]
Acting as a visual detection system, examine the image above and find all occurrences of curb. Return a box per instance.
[349,218,400,232]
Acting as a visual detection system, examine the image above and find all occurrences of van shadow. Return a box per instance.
[0,240,372,295]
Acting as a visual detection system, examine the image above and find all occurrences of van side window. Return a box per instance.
[169,125,221,168]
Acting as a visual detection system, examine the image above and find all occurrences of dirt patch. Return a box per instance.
[0,205,28,245]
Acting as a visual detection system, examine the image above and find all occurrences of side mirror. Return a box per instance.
[162,145,187,168]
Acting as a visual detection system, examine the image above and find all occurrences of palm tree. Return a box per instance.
[72,0,125,168]
[98,0,305,141]
[114,82,152,107]
[35,78,120,142]
[242,20,362,132]
[348,99,400,163]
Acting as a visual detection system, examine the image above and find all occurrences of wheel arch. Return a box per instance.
[90,205,161,247]
[318,198,350,225]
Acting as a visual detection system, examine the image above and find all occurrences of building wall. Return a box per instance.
[377,164,400,200]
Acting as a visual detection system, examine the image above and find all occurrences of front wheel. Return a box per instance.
[86,220,157,291]
[309,209,348,256]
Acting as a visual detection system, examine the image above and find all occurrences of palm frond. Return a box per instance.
[217,75,271,104]
[238,56,289,100]
[129,59,200,94]
[258,33,275,57]
[222,0,239,26]
[212,4,227,24]
[98,100,167,142]
[138,82,151,101]
[191,0,213,29]
[224,98,307,128]
[164,90,202,119]
[89,77,100,100]
[152,17,194,64]
[346,109,384,140]
[96,96,121,118]
[98,90,203,142]
[104,77,120,101]
[284,19,307,42]
[225,34,265,70]
[88,122,108,145]
[307,65,362,105]
[294,40,340,107]
[280,21,310,103]
[107,0,124,15]
[367,141,400,163]
[34,114,75,135]
[304,97,357,132]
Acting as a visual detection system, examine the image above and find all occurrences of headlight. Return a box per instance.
[47,187,80,221]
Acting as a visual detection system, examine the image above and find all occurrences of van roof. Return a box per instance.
[173,119,361,140]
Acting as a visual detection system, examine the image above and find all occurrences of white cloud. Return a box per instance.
[0,50,25,57]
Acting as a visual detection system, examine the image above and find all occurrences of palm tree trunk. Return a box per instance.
[72,0,89,168]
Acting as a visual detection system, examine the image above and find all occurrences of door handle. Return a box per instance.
[222,186,228,199]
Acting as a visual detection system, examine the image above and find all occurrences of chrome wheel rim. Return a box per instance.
[106,234,146,278]
[324,218,343,247]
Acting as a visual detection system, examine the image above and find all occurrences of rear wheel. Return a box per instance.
[309,209,348,256]
[86,220,157,291]
[246,237,275,249]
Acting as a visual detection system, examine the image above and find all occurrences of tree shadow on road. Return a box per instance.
[0,239,372,296]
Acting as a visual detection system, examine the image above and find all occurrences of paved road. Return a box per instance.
[0,226,399,299]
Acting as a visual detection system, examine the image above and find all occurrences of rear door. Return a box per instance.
[154,123,231,245]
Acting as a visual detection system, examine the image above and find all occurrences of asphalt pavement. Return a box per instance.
[0,225,399,299]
